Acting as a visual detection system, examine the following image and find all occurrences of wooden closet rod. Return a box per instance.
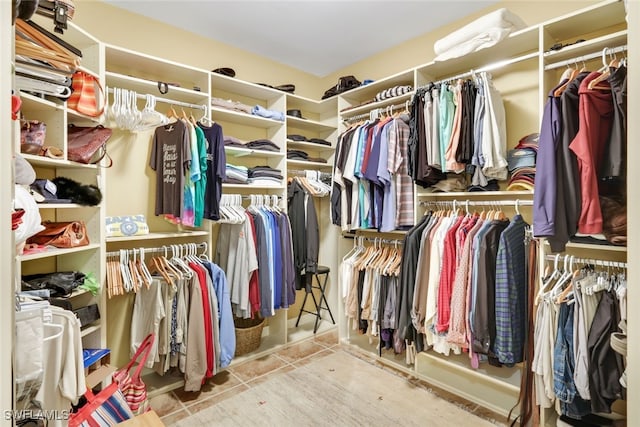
[544,254,627,269]
[544,44,627,71]
[342,101,409,123]
[107,87,207,111]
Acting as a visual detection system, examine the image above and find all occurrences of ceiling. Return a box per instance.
[102,0,498,77]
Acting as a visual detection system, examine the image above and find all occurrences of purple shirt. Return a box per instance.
[533,82,566,237]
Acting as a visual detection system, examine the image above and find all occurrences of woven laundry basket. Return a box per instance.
[234,317,265,356]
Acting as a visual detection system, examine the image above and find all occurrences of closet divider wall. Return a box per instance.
[2,1,15,423]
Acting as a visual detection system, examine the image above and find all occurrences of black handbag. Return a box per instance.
[22,271,86,297]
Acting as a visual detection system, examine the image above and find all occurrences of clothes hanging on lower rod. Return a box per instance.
[288,177,319,292]
[394,204,530,368]
[216,203,296,319]
[127,250,235,392]
[341,237,403,352]
[532,257,627,420]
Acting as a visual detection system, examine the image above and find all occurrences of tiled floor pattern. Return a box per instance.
[151,329,507,426]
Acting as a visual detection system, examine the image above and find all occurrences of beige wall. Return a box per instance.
[318,0,599,99]
[73,0,320,99]
[75,1,598,101]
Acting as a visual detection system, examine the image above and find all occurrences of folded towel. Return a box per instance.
[434,8,526,62]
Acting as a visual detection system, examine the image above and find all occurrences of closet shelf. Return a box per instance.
[222,183,285,190]
[340,92,414,118]
[417,26,539,80]
[21,154,99,170]
[286,140,335,153]
[105,231,209,243]
[18,243,101,262]
[37,203,92,209]
[210,107,284,128]
[338,69,415,103]
[544,241,627,253]
[19,92,64,111]
[416,190,534,198]
[67,107,104,124]
[80,323,101,338]
[286,94,338,116]
[287,116,337,132]
[286,159,333,169]
[224,146,284,158]
[543,29,627,65]
[542,0,626,41]
[104,44,210,91]
[105,71,209,104]
[210,72,283,101]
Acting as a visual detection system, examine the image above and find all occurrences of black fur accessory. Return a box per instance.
[52,176,102,206]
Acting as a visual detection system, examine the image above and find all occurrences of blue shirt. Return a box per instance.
[203,261,235,368]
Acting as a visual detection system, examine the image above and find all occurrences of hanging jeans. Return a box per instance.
[553,303,591,419]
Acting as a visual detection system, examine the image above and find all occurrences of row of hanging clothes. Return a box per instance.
[391,199,532,367]
[340,237,404,355]
[407,71,508,191]
[14,297,85,427]
[215,194,296,319]
[533,254,627,422]
[534,45,628,251]
[331,106,415,233]
[287,172,321,291]
[114,86,229,227]
[106,243,235,392]
[288,169,332,197]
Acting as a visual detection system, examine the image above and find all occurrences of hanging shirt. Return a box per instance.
[569,72,614,234]
[200,122,226,221]
[150,120,191,217]
[193,126,208,226]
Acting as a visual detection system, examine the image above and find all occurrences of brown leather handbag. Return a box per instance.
[27,220,89,248]
[67,124,113,167]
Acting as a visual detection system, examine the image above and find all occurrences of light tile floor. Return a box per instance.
[150,329,507,426]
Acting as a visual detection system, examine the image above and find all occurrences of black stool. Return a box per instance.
[295,266,335,333]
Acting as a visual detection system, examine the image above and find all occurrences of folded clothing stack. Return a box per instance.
[248,166,283,186]
[374,85,413,102]
[224,135,246,148]
[287,149,327,163]
[224,164,248,184]
[433,8,527,62]
[246,139,280,152]
[252,105,285,121]
[287,134,331,146]
[211,97,252,114]
[507,133,538,192]
[223,137,280,152]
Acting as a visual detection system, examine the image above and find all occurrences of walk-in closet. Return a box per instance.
[3,0,637,426]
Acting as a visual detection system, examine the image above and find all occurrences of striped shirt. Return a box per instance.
[388,116,414,228]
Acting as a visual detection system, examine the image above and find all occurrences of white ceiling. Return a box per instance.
[102,0,498,77]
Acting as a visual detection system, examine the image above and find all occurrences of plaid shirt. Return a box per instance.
[494,215,528,365]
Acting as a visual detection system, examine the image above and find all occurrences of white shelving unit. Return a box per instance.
[332,1,627,424]
[5,1,633,422]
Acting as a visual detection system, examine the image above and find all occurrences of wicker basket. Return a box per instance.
[234,317,265,356]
